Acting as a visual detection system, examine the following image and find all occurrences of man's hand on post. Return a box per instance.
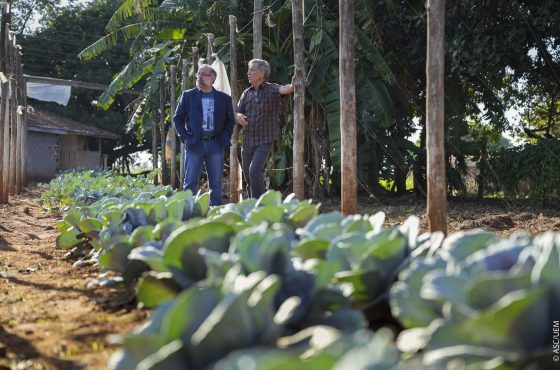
[236,113,248,126]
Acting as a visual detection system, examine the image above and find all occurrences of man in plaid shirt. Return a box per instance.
[235,59,294,199]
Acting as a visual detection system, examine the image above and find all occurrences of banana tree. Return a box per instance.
[80,0,412,198]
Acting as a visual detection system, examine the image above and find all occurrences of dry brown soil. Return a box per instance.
[0,188,147,370]
[0,188,559,370]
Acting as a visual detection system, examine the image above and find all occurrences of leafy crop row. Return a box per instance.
[44,170,559,370]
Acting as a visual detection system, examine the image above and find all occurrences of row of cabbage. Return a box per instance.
[39,169,166,211]
[44,170,559,370]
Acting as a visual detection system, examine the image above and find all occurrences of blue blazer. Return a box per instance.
[173,88,235,147]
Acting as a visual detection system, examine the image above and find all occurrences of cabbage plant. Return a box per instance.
[109,266,366,370]
[391,230,560,369]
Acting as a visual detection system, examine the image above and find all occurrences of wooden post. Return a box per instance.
[152,115,158,177]
[16,106,22,193]
[292,0,305,200]
[426,0,447,234]
[0,4,8,204]
[229,15,241,203]
[192,47,199,81]
[253,0,263,59]
[159,75,167,184]
[207,33,214,64]
[339,0,357,215]
[1,79,9,202]
[0,80,6,203]
[18,52,27,187]
[11,37,21,194]
[8,31,17,196]
[169,65,177,188]
[179,58,188,188]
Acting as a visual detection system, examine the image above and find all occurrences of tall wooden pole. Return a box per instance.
[10,34,21,194]
[207,33,214,64]
[192,47,199,79]
[339,0,357,214]
[159,75,167,184]
[152,116,158,178]
[169,65,177,188]
[253,0,263,59]
[8,31,16,196]
[292,0,305,200]
[229,15,241,203]
[19,52,28,187]
[179,58,188,188]
[426,0,447,234]
[0,78,6,203]
[0,3,8,204]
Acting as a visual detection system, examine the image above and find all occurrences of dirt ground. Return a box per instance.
[0,188,147,370]
[1,188,559,370]
[321,194,560,235]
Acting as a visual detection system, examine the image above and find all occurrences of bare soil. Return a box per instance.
[1,188,559,370]
[321,195,560,235]
[0,188,147,370]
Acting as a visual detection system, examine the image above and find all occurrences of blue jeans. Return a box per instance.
[183,140,224,206]
[242,142,273,199]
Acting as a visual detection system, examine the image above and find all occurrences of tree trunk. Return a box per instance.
[159,76,167,184]
[426,0,447,234]
[414,118,427,196]
[229,15,241,203]
[207,33,214,64]
[8,34,17,196]
[169,65,177,188]
[292,0,305,200]
[17,44,27,188]
[253,0,263,59]
[179,58,188,189]
[339,0,357,214]
[0,10,7,204]
[192,47,198,82]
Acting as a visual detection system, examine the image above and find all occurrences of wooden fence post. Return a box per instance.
[292,0,305,200]
[9,34,21,195]
[229,15,241,203]
[192,47,199,81]
[253,0,263,59]
[339,0,357,214]
[152,125,158,181]
[8,30,17,196]
[0,5,7,204]
[169,65,177,188]
[207,33,214,64]
[179,58,188,188]
[159,75,167,184]
[426,0,447,234]
[18,51,28,187]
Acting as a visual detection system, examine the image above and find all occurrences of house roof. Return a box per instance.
[27,107,120,140]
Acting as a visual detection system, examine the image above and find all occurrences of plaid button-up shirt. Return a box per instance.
[236,82,282,147]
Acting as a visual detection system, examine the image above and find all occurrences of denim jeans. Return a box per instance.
[242,142,273,199]
[183,140,224,206]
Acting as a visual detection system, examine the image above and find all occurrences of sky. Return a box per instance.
[27,0,93,32]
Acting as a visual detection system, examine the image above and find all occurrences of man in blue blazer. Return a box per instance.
[173,64,234,206]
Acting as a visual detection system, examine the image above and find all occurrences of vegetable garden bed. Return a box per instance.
[1,170,559,370]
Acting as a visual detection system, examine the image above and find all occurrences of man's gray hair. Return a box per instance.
[249,59,271,80]
[198,64,217,78]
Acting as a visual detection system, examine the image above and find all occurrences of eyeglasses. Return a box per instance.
[197,72,213,77]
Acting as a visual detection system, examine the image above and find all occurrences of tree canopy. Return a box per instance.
[20,0,560,199]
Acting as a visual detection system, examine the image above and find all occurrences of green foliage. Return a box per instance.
[45,170,560,369]
[485,139,560,202]
[39,168,158,211]
[391,230,560,369]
